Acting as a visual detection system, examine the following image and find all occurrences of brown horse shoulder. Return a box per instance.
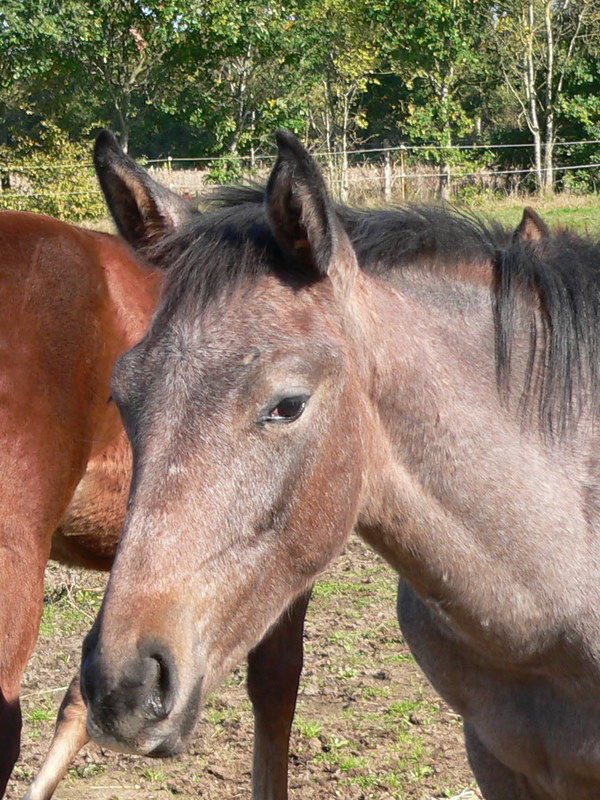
[51,231,161,568]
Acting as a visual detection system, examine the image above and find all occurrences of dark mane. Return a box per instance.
[493,230,600,434]
[149,184,600,433]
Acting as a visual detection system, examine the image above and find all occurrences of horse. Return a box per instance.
[0,210,308,800]
[80,126,600,800]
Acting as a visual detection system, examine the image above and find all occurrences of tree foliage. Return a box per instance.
[1,0,599,199]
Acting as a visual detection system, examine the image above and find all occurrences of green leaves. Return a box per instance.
[0,122,106,220]
[0,0,599,200]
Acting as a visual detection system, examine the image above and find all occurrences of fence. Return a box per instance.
[1,139,600,220]
[148,140,600,202]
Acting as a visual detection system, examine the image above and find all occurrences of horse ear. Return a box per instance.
[513,207,550,243]
[93,129,198,251]
[266,130,357,287]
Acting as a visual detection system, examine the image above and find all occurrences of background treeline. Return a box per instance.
[1,0,599,216]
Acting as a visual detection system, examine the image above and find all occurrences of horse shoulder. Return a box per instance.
[51,230,160,569]
[52,427,131,569]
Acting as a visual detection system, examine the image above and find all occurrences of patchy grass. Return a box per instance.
[10,539,478,800]
[472,193,600,234]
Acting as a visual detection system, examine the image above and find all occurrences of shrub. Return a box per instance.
[0,123,106,221]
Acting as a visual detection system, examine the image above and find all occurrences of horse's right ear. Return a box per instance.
[93,130,198,251]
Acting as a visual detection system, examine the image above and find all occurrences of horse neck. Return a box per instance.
[76,233,161,461]
[352,265,593,655]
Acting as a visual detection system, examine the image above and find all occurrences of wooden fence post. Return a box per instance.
[399,144,406,201]
[439,160,450,201]
[383,139,392,203]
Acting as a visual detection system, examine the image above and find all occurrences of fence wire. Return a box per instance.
[1,139,599,215]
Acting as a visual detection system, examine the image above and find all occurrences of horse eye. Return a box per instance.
[265,395,309,423]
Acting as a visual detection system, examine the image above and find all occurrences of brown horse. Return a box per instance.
[0,209,159,797]
[0,210,307,800]
[82,128,600,800]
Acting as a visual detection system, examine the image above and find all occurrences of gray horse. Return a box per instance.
[82,129,600,800]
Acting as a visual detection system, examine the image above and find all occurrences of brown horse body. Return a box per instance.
[82,130,600,800]
[0,210,159,795]
[1,210,305,800]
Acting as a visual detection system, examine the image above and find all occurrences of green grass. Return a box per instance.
[203,706,242,727]
[469,193,600,235]
[21,695,58,742]
[67,763,107,780]
[38,586,103,638]
[294,716,323,740]
[140,767,169,783]
[23,696,56,727]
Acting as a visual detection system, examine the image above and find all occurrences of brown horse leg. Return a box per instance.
[23,675,89,800]
[464,722,546,800]
[247,589,311,800]
[0,540,48,797]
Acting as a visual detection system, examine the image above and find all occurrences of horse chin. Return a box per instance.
[147,735,186,758]
[86,714,186,757]
[86,675,203,758]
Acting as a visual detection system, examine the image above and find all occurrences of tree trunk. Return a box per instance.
[339,95,350,203]
[115,103,130,154]
[542,0,555,193]
[383,140,392,203]
[438,72,453,201]
[524,0,543,192]
[323,77,336,198]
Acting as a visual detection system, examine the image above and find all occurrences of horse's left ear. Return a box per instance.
[513,206,550,243]
[94,129,198,252]
[266,130,358,289]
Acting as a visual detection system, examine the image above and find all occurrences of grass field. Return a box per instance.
[82,192,600,237]
[10,542,478,800]
[474,193,600,234]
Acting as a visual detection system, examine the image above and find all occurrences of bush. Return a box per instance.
[0,123,107,221]
[205,154,243,185]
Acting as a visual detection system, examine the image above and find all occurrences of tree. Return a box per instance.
[0,0,186,152]
[370,0,492,199]
[179,1,303,155]
[287,0,382,200]
[491,0,596,193]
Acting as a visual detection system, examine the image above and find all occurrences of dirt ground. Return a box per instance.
[8,538,480,800]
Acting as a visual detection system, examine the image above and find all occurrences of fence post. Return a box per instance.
[439,159,450,201]
[383,139,392,203]
[399,144,406,201]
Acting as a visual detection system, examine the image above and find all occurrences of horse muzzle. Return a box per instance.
[80,629,202,756]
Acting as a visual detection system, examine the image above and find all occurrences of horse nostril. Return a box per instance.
[141,653,173,721]
[80,636,178,744]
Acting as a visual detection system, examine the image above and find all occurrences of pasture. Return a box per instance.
[475,193,600,234]
[7,192,600,800]
[9,540,476,800]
